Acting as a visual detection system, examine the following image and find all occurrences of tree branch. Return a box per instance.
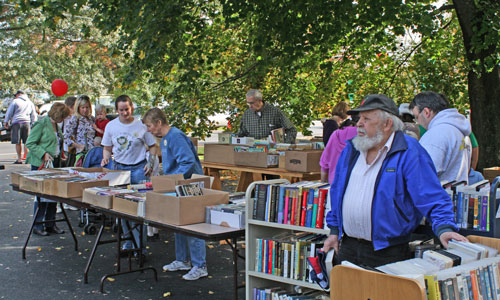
[210,63,258,90]
[0,25,30,32]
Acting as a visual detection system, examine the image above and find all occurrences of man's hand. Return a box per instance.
[322,234,339,253]
[144,164,152,177]
[101,158,109,167]
[439,231,469,248]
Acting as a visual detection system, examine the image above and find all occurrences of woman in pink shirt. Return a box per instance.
[320,116,358,184]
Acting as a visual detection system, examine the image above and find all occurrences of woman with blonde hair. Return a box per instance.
[26,102,71,236]
[63,95,95,164]
[322,101,350,145]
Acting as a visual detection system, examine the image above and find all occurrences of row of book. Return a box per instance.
[376,240,500,300]
[252,182,330,229]
[444,180,494,231]
[254,232,327,282]
[252,287,326,300]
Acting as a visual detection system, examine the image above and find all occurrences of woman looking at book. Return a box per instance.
[26,102,71,236]
[100,95,158,257]
[142,107,208,281]
[63,95,96,165]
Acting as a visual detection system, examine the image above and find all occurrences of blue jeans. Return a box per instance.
[114,160,148,252]
[175,233,206,268]
[31,165,57,230]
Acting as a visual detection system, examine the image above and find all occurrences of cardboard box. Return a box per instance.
[19,175,47,193]
[210,209,245,229]
[285,150,323,172]
[11,170,63,186]
[218,132,233,144]
[151,174,212,191]
[113,193,146,217]
[68,167,131,186]
[146,188,229,225]
[483,167,500,183]
[278,153,286,169]
[231,136,254,146]
[234,152,279,168]
[82,187,132,209]
[204,143,236,165]
[50,178,109,198]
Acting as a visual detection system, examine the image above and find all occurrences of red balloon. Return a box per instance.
[51,79,68,97]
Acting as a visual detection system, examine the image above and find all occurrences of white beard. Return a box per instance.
[352,128,384,152]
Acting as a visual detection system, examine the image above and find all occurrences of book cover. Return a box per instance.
[470,270,480,300]
[290,189,298,225]
[294,188,302,226]
[473,195,480,230]
[316,188,329,229]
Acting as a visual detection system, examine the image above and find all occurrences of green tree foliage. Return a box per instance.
[9,1,500,168]
[0,2,123,100]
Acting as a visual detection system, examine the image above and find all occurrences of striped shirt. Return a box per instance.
[238,103,297,143]
[342,132,395,241]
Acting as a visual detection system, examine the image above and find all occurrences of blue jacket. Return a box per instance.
[326,131,458,250]
[161,127,203,178]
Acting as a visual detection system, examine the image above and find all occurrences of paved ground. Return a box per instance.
[0,143,245,300]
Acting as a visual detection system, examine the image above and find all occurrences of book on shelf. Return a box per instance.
[252,181,330,229]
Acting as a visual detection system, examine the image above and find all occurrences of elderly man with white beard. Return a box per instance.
[322,94,467,268]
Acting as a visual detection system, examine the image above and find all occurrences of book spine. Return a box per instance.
[462,193,469,229]
[257,238,262,272]
[468,193,475,230]
[269,240,274,275]
[470,270,479,300]
[316,188,328,229]
[305,189,313,227]
[289,243,295,279]
[457,191,463,227]
[299,190,308,227]
[283,189,290,225]
[481,196,488,231]
[277,186,285,224]
[252,188,259,219]
[474,196,480,230]
[486,195,490,232]
[283,243,289,278]
[265,185,271,222]
[269,185,276,223]
[256,184,268,221]
[465,274,474,300]
[311,189,319,228]
[291,189,297,225]
[294,189,301,226]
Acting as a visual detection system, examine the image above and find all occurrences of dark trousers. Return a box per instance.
[338,236,411,268]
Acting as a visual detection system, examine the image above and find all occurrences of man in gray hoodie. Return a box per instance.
[3,90,38,164]
[410,91,471,183]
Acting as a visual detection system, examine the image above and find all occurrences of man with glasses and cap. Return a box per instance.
[3,90,38,164]
[322,94,467,268]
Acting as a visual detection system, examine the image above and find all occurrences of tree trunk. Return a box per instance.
[453,0,500,171]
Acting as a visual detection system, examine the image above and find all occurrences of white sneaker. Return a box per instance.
[182,266,208,281]
[63,204,78,211]
[163,260,192,272]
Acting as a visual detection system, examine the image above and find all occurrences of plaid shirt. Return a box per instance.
[238,103,297,143]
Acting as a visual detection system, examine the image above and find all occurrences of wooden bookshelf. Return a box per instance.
[245,179,330,300]
[330,235,500,300]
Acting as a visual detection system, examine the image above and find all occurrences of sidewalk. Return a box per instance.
[0,163,245,300]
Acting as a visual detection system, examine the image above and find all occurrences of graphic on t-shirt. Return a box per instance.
[115,134,133,153]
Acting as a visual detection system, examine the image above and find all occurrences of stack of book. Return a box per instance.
[252,181,330,230]
[376,241,500,300]
[252,287,327,300]
[254,232,327,283]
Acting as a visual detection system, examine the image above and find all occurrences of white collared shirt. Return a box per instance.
[342,132,395,241]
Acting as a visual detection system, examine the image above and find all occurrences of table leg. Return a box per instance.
[59,202,78,251]
[236,171,256,192]
[205,167,222,190]
[84,222,106,283]
[22,204,39,260]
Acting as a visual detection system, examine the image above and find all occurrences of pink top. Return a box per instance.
[319,126,358,184]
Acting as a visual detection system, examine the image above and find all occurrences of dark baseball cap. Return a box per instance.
[14,90,25,96]
[348,94,399,116]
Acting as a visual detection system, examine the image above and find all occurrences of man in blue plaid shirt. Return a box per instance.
[238,89,297,143]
